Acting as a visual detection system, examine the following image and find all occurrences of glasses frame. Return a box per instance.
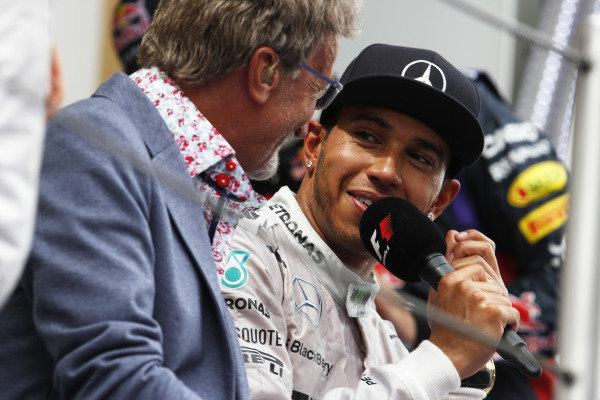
[300,63,343,110]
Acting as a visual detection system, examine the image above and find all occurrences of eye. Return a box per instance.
[353,130,381,144]
[409,151,434,167]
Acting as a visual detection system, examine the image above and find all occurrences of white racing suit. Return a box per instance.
[220,187,485,399]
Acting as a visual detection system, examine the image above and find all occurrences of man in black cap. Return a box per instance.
[220,43,519,399]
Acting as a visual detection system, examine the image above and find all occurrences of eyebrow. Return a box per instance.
[411,137,445,161]
[349,113,393,130]
[349,112,446,161]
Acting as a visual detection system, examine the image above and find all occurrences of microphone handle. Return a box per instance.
[419,253,455,291]
[497,329,542,378]
[418,253,542,378]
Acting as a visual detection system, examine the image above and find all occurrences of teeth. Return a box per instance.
[356,197,373,206]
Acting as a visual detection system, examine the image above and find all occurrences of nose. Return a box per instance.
[294,122,310,139]
[367,154,402,189]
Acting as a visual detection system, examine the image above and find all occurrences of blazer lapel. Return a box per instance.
[151,143,222,293]
[93,73,221,294]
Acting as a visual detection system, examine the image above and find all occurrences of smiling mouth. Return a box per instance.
[354,196,373,207]
[348,192,376,208]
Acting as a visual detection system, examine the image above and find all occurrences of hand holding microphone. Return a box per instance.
[359,197,542,379]
[427,229,517,379]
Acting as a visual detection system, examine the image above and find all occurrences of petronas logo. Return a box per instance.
[221,250,250,289]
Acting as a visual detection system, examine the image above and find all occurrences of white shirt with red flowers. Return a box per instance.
[131,67,266,275]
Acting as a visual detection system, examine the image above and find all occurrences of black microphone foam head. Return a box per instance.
[359,197,447,282]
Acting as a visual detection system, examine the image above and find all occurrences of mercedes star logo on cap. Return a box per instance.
[401,60,447,92]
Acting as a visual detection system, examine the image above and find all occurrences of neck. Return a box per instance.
[296,183,376,281]
[175,71,259,172]
[343,257,376,282]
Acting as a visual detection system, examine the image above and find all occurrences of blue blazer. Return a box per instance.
[0,73,249,400]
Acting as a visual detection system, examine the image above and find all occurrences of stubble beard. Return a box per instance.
[312,152,349,251]
[312,151,373,263]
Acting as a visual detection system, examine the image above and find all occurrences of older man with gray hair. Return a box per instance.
[0,1,362,399]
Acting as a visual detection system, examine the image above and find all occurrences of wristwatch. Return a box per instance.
[460,359,496,394]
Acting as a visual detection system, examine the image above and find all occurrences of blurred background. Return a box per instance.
[56,0,529,112]
[58,0,593,156]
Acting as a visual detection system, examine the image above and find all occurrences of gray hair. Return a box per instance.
[137,0,362,86]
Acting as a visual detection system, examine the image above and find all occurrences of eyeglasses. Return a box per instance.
[301,63,343,110]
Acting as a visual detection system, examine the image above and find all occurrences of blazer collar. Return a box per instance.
[93,72,175,157]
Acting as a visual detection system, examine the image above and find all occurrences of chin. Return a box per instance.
[334,223,362,249]
[247,152,280,181]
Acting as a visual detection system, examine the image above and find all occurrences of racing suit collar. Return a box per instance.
[268,187,380,317]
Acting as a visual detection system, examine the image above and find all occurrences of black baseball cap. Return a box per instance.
[320,44,484,177]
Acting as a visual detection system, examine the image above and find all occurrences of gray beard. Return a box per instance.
[246,151,280,181]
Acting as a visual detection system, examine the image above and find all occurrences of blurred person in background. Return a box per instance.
[0,1,63,308]
[112,0,160,75]
[0,1,362,399]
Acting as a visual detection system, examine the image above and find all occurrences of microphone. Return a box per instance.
[359,197,542,378]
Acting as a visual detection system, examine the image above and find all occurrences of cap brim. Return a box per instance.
[322,76,484,174]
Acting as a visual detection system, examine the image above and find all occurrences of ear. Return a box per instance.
[247,47,280,104]
[429,178,460,218]
[303,120,326,175]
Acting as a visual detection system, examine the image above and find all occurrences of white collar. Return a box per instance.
[267,187,379,317]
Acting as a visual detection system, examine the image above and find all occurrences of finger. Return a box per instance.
[439,265,489,290]
[464,289,520,325]
[443,271,510,302]
[471,304,521,339]
[451,239,504,289]
[445,230,460,262]
[469,281,508,297]
[509,307,521,332]
[491,304,521,332]
[449,257,498,283]
[452,239,498,270]
[451,255,506,293]
[454,229,496,250]
[444,229,496,261]
[478,293,515,311]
